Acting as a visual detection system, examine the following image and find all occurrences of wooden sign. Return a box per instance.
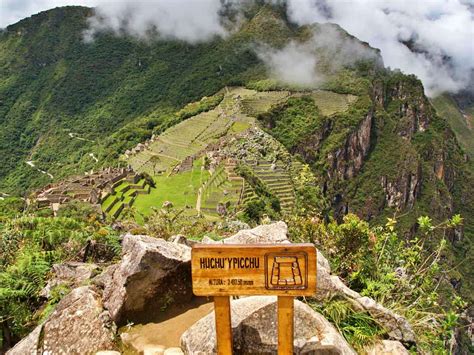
[192,244,317,296]
[192,244,317,354]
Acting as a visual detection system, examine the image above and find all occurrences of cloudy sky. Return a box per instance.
[1,0,473,95]
[1,0,96,27]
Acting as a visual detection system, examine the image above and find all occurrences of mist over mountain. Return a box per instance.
[26,0,469,96]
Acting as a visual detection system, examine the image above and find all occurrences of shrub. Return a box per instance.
[288,214,467,352]
[56,200,100,220]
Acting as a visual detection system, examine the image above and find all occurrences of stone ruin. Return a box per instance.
[30,167,137,213]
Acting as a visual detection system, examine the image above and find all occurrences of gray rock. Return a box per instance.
[40,261,98,298]
[365,340,409,354]
[223,221,290,244]
[200,222,414,343]
[102,234,192,325]
[200,235,219,244]
[315,252,416,343]
[181,296,355,355]
[5,325,42,355]
[357,297,415,343]
[7,286,116,355]
[170,234,197,247]
[200,222,288,245]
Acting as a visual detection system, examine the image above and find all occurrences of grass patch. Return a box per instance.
[431,94,474,158]
[133,159,210,219]
[308,90,357,116]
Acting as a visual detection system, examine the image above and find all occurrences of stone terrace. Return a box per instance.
[32,167,137,213]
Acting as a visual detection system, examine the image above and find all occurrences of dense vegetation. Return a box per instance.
[0,199,121,351]
[0,6,267,194]
[296,213,467,352]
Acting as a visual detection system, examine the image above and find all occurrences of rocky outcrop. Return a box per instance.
[327,113,373,181]
[385,78,432,138]
[40,261,98,298]
[380,162,422,210]
[9,222,414,353]
[201,222,414,344]
[365,340,409,354]
[397,100,430,137]
[201,221,289,244]
[181,296,356,355]
[100,234,192,325]
[433,146,457,193]
[293,119,332,163]
[316,251,415,343]
[7,286,116,355]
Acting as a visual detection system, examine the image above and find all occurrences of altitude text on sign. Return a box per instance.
[192,244,317,296]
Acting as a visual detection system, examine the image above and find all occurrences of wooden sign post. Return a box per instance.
[192,244,317,354]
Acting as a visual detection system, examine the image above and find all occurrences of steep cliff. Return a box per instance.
[261,71,474,304]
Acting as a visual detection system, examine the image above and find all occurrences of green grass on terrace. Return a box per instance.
[229,121,252,134]
[431,94,474,158]
[115,181,130,192]
[133,159,210,220]
[101,195,117,210]
[306,90,357,116]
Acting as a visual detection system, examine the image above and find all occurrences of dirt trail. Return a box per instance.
[120,297,213,351]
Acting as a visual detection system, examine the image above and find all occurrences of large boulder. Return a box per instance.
[7,286,116,355]
[202,221,289,244]
[40,261,99,298]
[315,252,415,343]
[100,234,192,325]
[181,296,355,355]
[203,222,414,343]
[203,221,414,344]
[365,340,409,354]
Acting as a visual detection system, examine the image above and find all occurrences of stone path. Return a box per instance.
[120,297,213,352]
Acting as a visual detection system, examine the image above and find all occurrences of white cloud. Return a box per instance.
[256,25,379,87]
[256,41,321,87]
[1,0,97,28]
[83,0,227,43]
[2,0,473,95]
[284,0,474,95]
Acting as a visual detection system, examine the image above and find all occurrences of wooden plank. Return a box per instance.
[278,296,294,355]
[192,244,317,296]
[214,296,233,355]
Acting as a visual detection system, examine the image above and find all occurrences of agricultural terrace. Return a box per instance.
[101,178,151,219]
[300,90,358,116]
[125,87,356,220]
[133,158,210,223]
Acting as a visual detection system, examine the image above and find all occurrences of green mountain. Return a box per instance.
[431,93,474,159]
[1,4,473,352]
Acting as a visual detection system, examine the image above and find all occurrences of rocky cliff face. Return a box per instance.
[297,72,473,308]
[327,112,373,181]
[388,80,432,138]
[380,162,422,210]
[293,119,332,164]
[301,72,469,231]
